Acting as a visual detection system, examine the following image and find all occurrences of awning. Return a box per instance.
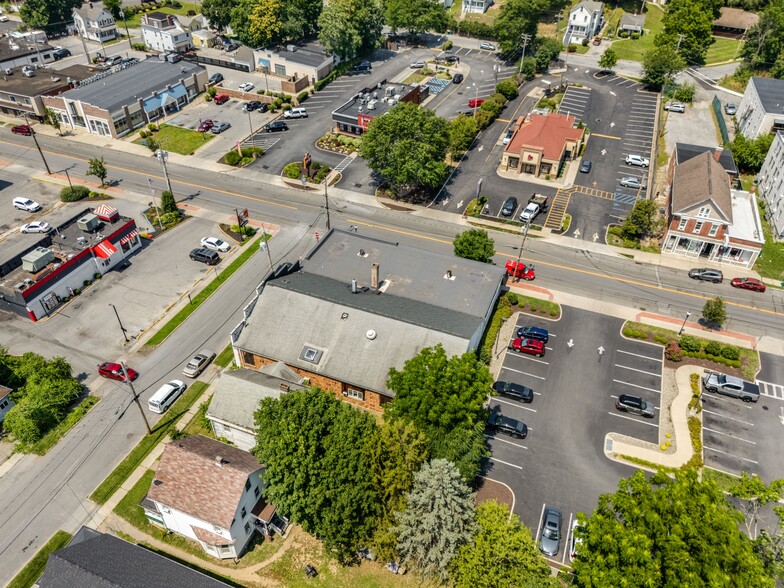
[94,204,118,221]
[143,84,187,113]
[120,229,139,245]
[94,239,117,259]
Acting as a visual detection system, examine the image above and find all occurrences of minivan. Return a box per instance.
[148,380,186,413]
[284,107,308,119]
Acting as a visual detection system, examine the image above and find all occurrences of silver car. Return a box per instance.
[183,349,216,378]
[620,177,645,189]
[211,121,231,133]
[540,507,562,556]
[625,154,649,167]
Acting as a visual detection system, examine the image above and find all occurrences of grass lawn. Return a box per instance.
[133,124,213,156]
[182,401,215,438]
[7,531,72,588]
[703,467,740,493]
[610,5,665,62]
[90,382,208,505]
[402,71,428,85]
[121,1,201,28]
[145,235,263,347]
[18,396,99,455]
[754,202,784,281]
[705,36,741,65]
[214,343,235,368]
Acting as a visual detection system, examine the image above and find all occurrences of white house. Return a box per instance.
[757,132,784,239]
[141,12,193,53]
[144,435,281,559]
[72,3,118,43]
[462,0,493,14]
[564,0,604,45]
[736,77,784,140]
[0,386,14,422]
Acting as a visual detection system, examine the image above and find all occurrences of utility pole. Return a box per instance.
[675,33,686,53]
[78,29,91,65]
[23,115,51,174]
[147,178,164,230]
[324,180,331,231]
[518,33,532,75]
[109,303,129,342]
[119,9,132,47]
[258,223,275,275]
[515,220,531,269]
[121,362,152,435]
[155,149,174,196]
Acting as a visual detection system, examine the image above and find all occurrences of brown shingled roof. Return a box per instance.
[672,151,733,223]
[505,113,583,159]
[713,7,759,30]
[148,435,263,529]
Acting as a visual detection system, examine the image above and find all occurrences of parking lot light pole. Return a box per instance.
[678,311,692,336]
[147,178,164,230]
[247,108,254,137]
[120,362,152,435]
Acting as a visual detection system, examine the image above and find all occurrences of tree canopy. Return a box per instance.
[598,47,618,71]
[201,0,237,32]
[494,0,546,59]
[740,0,784,72]
[20,0,81,29]
[453,228,496,262]
[655,0,715,65]
[318,0,383,60]
[232,0,285,47]
[448,114,479,158]
[702,296,727,327]
[641,44,687,89]
[385,0,446,35]
[729,132,775,172]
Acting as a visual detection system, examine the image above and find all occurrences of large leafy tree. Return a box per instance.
[201,0,238,32]
[741,0,784,71]
[730,132,775,172]
[620,199,657,240]
[453,228,495,262]
[450,500,559,588]
[253,389,379,561]
[655,0,715,65]
[641,44,686,90]
[448,114,479,158]
[385,0,446,35]
[318,0,383,60]
[359,102,449,196]
[103,0,122,20]
[755,505,784,582]
[494,0,546,59]
[428,421,488,483]
[573,469,774,587]
[598,47,618,72]
[232,0,285,47]
[20,0,81,29]
[395,459,476,580]
[730,473,784,540]
[283,0,323,39]
[534,37,563,72]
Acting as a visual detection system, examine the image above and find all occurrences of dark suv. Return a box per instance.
[501,196,518,217]
[190,248,220,265]
[492,381,534,403]
[516,326,549,343]
[615,394,655,418]
[487,413,528,439]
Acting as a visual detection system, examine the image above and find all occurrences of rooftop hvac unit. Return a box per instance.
[367,100,376,110]
[77,213,100,232]
[22,247,54,273]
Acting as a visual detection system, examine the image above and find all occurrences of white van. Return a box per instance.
[284,107,308,119]
[148,380,186,414]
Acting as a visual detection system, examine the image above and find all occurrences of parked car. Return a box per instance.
[52,47,71,59]
[487,413,528,439]
[256,103,269,113]
[13,197,41,212]
[625,155,650,167]
[210,121,231,133]
[615,394,655,418]
[688,267,724,283]
[452,72,464,84]
[579,160,592,173]
[190,247,220,265]
[0,14,8,22]
[539,507,562,556]
[516,326,549,343]
[664,102,686,113]
[11,125,33,136]
[213,94,229,105]
[479,42,496,51]
[492,381,534,403]
[208,72,224,85]
[197,119,214,132]
[620,176,645,189]
[105,55,122,66]
[503,128,514,145]
[509,338,545,357]
[731,277,766,292]
[592,36,602,45]
[264,121,288,132]
[183,350,216,378]
[284,107,308,119]
[724,102,737,115]
[238,82,255,92]
[120,57,138,65]
[201,237,231,252]
[410,60,426,68]
[243,100,262,112]
[20,221,51,234]
[148,380,187,413]
[569,519,582,562]
[98,362,138,381]
[468,98,485,108]
[501,195,518,217]
[351,61,372,74]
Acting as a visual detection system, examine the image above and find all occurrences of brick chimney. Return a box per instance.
[371,262,379,289]
[713,148,723,162]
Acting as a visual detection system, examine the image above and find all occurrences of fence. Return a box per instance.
[712,95,730,145]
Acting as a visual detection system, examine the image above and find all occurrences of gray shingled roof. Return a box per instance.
[750,77,784,115]
[573,0,603,13]
[672,151,733,222]
[37,527,231,588]
[674,143,738,176]
[62,58,204,113]
[74,4,113,22]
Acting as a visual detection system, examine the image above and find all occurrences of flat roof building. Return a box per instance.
[332,80,427,136]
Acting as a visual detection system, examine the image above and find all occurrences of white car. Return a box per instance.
[410,61,426,69]
[201,237,231,252]
[0,15,8,22]
[625,155,650,167]
[620,176,644,189]
[13,197,42,212]
[664,102,686,113]
[479,42,496,51]
[20,221,51,234]
[503,128,514,145]
[238,82,255,92]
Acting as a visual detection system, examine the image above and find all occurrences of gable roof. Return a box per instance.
[147,435,262,529]
[674,143,738,176]
[713,7,759,30]
[672,151,733,222]
[37,527,231,588]
[506,113,583,159]
[750,77,784,114]
[620,13,645,29]
[572,0,603,14]
[73,4,113,22]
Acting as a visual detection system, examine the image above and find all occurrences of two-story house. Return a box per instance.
[141,12,193,53]
[0,386,14,423]
[143,435,282,559]
[736,76,784,140]
[564,0,604,45]
[757,131,784,240]
[462,0,493,14]
[72,3,118,43]
[662,151,764,267]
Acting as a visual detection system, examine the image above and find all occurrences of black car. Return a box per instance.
[257,102,269,113]
[688,268,724,283]
[516,326,549,344]
[189,248,220,265]
[487,413,528,439]
[501,196,518,217]
[243,100,262,112]
[492,381,534,403]
[264,121,288,133]
[350,60,372,74]
[579,160,592,173]
[208,72,224,85]
[452,72,464,84]
[615,394,655,418]
[52,48,71,59]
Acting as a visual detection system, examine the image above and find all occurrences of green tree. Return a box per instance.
[741,0,784,70]
[318,0,383,60]
[359,102,449,196]
[45,108,62,136]
[160,190,177,214]
[730,473,784,540]
[494,0,546,58]
[520,57,536,80]
[620,199,657,240]
[755,506,784,582]
[201,0,238,31]
[253,389,379,561]
[534,37,562,73]
[144,136,160,154]
[232,0,285,47]
[573,470,774,587]
[283,0,323,39]
[450,500,558,588]
[730,133,775,172]
[20,0,81,29]
[86,157,108,187]
[453,228,495,262]
[385,0,445,35]
[448,114,479,158]
[655,0,715,65]
[598,47,617,71]
[641,44,687,90]
[495,79,519,100]
[427,421,488,485]
[103,0,122,20]
[395,459,476,580]
[702,296,727,328]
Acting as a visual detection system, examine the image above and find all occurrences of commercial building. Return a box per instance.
[332,81,427,136]
[0,64,93,118]
[254,42,333,84]
[502,112,585,177]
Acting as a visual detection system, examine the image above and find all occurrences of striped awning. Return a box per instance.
[120,229,139,245]
[94,204,118,220]
[94,239,117,259]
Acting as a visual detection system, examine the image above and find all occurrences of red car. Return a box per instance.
[213,94,229,105]
[98,362,139,381]
[509,338,545,358]
[197,119,214,132]
[505,260,535,281]
[11,125,33,136]
[731,277,766,292]
[468,98,485,108]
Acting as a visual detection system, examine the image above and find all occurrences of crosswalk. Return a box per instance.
[757,380,784,400]
[543,189,572,229]
[333,154,354,173]
[242,135,280,150]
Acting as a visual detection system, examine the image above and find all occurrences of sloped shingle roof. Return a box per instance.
[672,151,733,222]
[506,113,583,160]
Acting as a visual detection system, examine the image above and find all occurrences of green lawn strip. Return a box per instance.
[122,1,201,27]
[214,343,235,368]
[703,467,741,492]
[754,202,784,281]
[133,124,213,155]
[19,396,99,455]
[610,6,665,62]
[614,453,679,475]
[182,401,215,438]
[7,530,72,588]
[704,37,741,65]
[90,382,208,505]
[145,236,262,347]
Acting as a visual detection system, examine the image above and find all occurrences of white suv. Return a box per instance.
[625,155,650,167]
[13,197,42,212]
[284,108,308,119]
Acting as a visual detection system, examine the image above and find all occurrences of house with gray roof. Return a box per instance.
[619,13,645,35]
[231,229,505,412]
[564,0,604,45]
[206,364,307,451]
[737,77,784,139]
[72,3,118,43]
[41,57,207,138]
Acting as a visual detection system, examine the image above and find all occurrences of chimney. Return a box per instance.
[215,455,224,467]
[713,148,722,162]
[371,262,379,289]
[351,279,358,293]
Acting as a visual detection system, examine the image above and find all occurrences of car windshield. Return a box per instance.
[543,528,559,539]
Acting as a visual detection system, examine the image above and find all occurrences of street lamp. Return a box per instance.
[155,149,174,197]
[147,178,164,230]
[109,303,129,342]
[678,311,692,336]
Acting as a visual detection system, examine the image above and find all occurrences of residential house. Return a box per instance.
[230,230,505,412]
[757,131,784,239]
[662,151,764,267]
[712,7,759,38]
[736,76,784,139]
[0,64,93,119]
[619,13,645,35]
[206,364,307,452]
[332,81,427,136]
[254,42,333,84]
[0,37,56,71]
[462,0,493,14]
[37,526,232,587]
[143,435,279,559]
[564,1,604,45]
[141,12,193,53]
[501,112,585,177]
[42,57,207,137]
[72,3,118,43]
[668,143,739,188]
[0,386,13,422]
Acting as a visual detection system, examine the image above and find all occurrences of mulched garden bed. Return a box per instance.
[474,477,514,509]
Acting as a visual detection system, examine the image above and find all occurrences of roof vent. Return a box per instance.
[153,478,163,486]
[215,455,225,467]
[279,383,290,392]
[358,248,367,257]
[351,279,358,293]
[366,329,377,340]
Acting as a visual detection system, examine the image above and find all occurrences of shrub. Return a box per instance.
[283,162,301,179]
[139,130,148,138]
[505,292,519,306]
[679,335,702,353]
[654,335,669,344]
[550,309,558,316]
[60,186,90,202]
[567,44,577,53]
[160,190,177,214]
[148,123,158,131]
[94,273,102,280]
[186,9,196,16]
[224,150,241,166]
[495,79,519,100]
[665,343,684,362]
[582,38,589,47]
[159,211,181,228]
[442,40,453,51]
[296,91,309,104]
[83,280,92,287]
[704,341,721,356]
[631,32,640,40]
[623,327,633,337]
[74,288,81,295]
[619,30,630,38]
[131,43,147,51]
[720,345,740,360]
[530,305,537,312]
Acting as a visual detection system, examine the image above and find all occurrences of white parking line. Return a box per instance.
[489,456,524,470]
[612,379,661,394]
[704,446,759,464]
[562,512,573,566]
[701,409,754,426]
[507,353,549,365]
[615,364,661,377]
[608,411,659,428]
[702,427,756,445]
[500,366,546,380]
[485,434,529,449]
[702,394,755,408]
[492,397,538,413]
[617,349,662,362]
